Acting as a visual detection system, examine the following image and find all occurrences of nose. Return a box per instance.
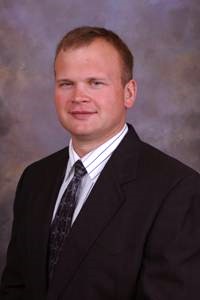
[72,84,90,103]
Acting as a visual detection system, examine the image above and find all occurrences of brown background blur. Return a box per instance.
[0,0,200,277]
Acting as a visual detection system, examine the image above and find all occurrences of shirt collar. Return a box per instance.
[67,124,128,180]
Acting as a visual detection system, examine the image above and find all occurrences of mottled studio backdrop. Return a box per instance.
[0,0,200,276]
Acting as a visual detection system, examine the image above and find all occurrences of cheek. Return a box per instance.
[55,91,69,108]
[55,89,61,103]
[102,94,125,112]
[54,96,62,110]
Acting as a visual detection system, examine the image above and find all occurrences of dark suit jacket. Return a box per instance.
[1,125,200,300]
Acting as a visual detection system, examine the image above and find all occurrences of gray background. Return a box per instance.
[0,0,200,276]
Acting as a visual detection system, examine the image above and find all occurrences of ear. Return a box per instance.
[124,79,137,108]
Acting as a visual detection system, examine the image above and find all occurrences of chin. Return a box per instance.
[69,128,94,138]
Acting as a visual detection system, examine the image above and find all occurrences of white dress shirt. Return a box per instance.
[52,124,128,224]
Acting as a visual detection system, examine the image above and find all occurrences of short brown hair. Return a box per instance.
[55,26,134,85]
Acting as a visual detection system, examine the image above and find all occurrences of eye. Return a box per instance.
[57,80,73,88]
[90,79,105,87]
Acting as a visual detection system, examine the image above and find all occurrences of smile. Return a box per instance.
[70,111,97,120]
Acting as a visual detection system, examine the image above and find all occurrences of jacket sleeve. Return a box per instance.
[136,173,200,299]
[0,169,28,300]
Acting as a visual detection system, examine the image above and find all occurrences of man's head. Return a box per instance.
[54,26,133,86]
[54,26,137,155]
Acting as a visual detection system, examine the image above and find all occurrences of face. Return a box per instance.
[54,38,136,149]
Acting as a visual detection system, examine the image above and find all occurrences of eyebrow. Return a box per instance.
[56,78,73,82]
[56,76,109,83]
[87,77,107,82]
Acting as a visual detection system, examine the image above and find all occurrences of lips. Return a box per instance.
[70,110,97,120]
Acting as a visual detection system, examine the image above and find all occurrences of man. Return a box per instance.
[1,26,200,300]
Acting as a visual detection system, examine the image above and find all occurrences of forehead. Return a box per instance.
[55,39,123,70]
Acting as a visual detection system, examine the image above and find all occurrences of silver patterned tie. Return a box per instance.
[48,160,87,281]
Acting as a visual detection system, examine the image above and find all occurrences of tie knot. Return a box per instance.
[74,160,87,179]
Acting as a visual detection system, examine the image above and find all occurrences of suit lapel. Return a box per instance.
[49,125,141,297]
[27,149,68,290]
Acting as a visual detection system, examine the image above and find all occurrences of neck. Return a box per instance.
[71,125,126,157]
[72,136,112,157]
[72,141,102,157]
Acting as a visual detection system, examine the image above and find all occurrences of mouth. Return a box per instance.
[70,111,97,120]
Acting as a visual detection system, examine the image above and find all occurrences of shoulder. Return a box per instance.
[134,140,200,200]
[124,125,199,187]
[139,140,199,179]
[21,147,68,179]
